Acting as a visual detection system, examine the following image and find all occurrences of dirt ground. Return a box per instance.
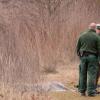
[45,62,79,85]
[0,62,100,100]
[50,91,100,100]
[46,62,100,100]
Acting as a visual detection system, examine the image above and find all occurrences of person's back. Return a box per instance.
[96,24,100,90]
[78,29,98,54]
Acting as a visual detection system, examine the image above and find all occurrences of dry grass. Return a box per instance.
[50,91,100,100]
[0,62,100,100]
[45,62,79,85]
[48,62,100,100]
[0,0,100,84]
[0,84,52,100]
[0,0,100,100]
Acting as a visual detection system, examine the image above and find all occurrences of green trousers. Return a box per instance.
[96,65,100,87]
[78,55,99,95]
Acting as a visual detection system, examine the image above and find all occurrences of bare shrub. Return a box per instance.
[0,0,100,99]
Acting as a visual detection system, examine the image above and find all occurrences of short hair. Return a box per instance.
[89,23,96,30]
[96,24,100,30]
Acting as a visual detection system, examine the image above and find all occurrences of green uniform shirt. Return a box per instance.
[98,34,100,60]
[77,29,100,61]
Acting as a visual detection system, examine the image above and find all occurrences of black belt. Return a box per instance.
[80,51,97,57]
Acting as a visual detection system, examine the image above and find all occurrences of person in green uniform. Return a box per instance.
[96,24,100,88]
[76,23,100,96]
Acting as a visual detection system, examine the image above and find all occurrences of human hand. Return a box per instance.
[99,61,100,65]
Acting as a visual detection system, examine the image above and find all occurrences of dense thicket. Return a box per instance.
[0,0,100,84]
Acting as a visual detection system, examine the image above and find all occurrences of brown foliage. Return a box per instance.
[0,0,100,84]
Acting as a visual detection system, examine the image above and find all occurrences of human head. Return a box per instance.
[89,23,96,30]
[96,24,100,35]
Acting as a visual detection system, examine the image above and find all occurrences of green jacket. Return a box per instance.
[77,29,100,60]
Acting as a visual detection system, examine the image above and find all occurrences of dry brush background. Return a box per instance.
[0,0,100,100]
